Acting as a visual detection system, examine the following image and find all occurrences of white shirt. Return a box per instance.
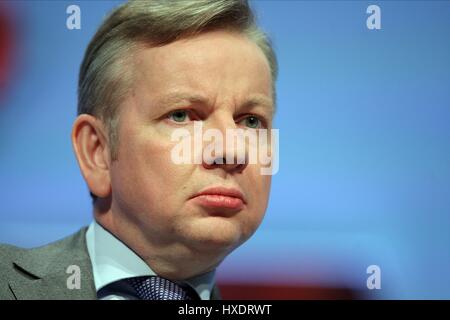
[85,221,216,300]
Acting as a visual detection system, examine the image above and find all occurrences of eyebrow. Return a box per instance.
[157,92,274,114]
[241,95,275,115]
[157,92,209,107]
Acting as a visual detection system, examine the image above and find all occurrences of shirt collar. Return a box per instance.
[85,220,216,300]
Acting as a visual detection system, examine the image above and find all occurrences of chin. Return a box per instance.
[180,217,249,252]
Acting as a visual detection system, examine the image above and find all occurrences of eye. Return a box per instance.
[239,115,264,129]
[168,110,190,123]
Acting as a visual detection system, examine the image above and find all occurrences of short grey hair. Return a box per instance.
[78,0,278,161]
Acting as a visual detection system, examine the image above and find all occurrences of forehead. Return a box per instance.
[131,30,273,103]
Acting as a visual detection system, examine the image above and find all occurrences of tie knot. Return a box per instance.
[124,276,200,300]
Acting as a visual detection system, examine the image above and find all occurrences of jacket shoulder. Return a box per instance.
[0,243,27,275]
[0,243,26,262]
[0,227,92,299]
[0,227,89,268]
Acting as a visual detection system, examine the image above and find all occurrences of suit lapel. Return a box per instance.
[8,227,97,300]
[9,277,94,300]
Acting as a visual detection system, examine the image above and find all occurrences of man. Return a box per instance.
[0,0,277,300]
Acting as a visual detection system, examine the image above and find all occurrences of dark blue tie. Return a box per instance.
[122,276,200,300]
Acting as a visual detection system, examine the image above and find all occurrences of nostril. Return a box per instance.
[236,163,246,173]
[203,155,247,172]
[213,157,226,165]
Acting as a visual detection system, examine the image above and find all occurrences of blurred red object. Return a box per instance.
[0,4,14,99]
[218,282,360,300]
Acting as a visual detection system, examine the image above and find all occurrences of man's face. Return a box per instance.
[109,30,274,258]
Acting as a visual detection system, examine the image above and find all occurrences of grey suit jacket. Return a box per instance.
[0,228,221,300]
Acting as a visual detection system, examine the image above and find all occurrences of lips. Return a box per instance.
[190,186,246,211]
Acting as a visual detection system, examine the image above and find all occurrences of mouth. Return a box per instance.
[190,186,246,211]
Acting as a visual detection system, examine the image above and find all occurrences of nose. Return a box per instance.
[201,111,248,174]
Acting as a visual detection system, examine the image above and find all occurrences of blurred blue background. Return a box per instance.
[1,1,449,299]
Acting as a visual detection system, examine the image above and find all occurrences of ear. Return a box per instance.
[71,114,112,199]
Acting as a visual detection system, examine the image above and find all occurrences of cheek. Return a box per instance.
[111,128,195,218]
[247,167,271,208]
[240,171,271,233]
